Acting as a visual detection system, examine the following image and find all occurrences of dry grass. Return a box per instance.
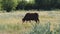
[0,11,60,34]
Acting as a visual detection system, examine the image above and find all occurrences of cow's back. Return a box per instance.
[22,13,39,23]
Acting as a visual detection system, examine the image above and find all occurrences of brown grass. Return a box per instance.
[0,11,60,34]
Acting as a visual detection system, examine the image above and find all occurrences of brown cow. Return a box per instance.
[22,13,39,23]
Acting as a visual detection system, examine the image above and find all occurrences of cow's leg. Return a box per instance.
[22,20,25,23]
[35,19,40,23]
[35,20,37,23]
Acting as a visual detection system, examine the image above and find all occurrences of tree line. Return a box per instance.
[0,0,60,12]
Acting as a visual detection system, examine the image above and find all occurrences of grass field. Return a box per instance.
[0,10,60,34]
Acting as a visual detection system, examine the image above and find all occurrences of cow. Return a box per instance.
[22,13,39,23]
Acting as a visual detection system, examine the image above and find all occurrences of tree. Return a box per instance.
[34,0,58,10]
[35,0,42,10]
[24,0,35,10]
[0,0,2,10]
[2,0,18,12]
[55,0,60,9]
[16,0,27,10]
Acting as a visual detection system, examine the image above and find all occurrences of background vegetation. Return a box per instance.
[0,0,60,12]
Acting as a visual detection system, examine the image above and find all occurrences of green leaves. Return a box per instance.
[2,0,18,12]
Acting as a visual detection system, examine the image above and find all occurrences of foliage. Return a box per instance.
[0,0,60,12]
[2,0,18,12]
[0,0,2,10]
[52,24,60,34]
[29,22,52,34]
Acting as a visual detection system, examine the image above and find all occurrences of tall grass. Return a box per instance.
[29,22,51,34]
[52,24,60,34]
[0,22,60,34]
[0,23,22,31]
[0,11,60,34]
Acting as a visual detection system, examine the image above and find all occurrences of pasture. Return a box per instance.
[0,10,60,34]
